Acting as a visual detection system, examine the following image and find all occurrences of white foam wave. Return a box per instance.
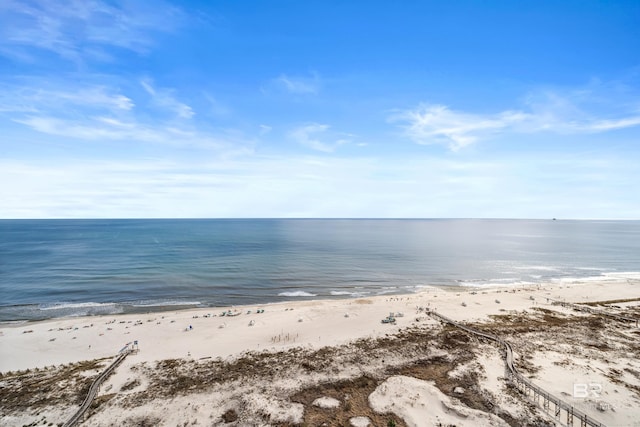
[132,300,202,307]
[278,291,317,297]
[458,281,533,289]
[604,271,640,279]
[412,285,442,292]
[376,289,400,295]
[551,273,638,284]
[488,277,520,283]
[513,265,559,271]
[39,302,116,311]
[330,290,366,297]
[0,320,29,326]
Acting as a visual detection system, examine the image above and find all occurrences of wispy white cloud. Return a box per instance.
[289,123,350,152]
[584,116,640,131]
[391,104,527,150]
[141,79,194,119]
[0,84,134,113]
[0,79,253,152]
[521,87,640,133]
[0,0,182,62]
[392,82,640,150]
[259,124,272,135]
[274,73,320,94]
[12,115,227,150]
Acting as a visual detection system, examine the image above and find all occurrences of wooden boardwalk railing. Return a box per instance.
[63,344,134,427]
[428,310,606,427]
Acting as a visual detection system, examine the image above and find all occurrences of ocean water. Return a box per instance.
[1,219,639,321]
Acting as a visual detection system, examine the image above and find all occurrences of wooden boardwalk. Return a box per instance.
[548,298,639,327]
[428,310,606,427]
[63,344,134,427]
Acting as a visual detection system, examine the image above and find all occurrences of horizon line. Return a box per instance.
[1,217,638,221]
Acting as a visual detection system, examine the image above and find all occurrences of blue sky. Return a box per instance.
[1,0,639,218]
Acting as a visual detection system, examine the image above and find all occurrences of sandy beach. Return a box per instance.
[2,275,639,426]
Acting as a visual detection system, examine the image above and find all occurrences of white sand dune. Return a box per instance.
[369,375,509,427]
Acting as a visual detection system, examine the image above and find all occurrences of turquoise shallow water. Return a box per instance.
[1,219,639,321]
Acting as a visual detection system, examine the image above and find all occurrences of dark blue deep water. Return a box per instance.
[1,219,639,321]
